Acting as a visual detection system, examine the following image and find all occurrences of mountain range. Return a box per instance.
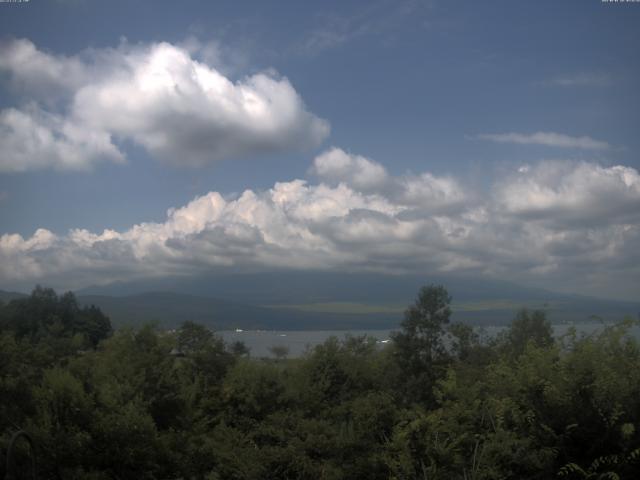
[2,272,638,330]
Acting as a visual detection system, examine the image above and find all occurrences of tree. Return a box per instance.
[502,308,554,356]
[447,321,478,361]
[269,345,290,361]
[229,340,250,357]
[175,321,234,396]
[0,287,111,349]
[391,284,452,404]
[177,321,214,354]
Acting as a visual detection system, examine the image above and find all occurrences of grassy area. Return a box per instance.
[263,302,406,314]
[452,299,556,312]
[263,299,556,315]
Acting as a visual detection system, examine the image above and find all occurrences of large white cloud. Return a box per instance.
[2,150,639,299]
[311,148,468,213]
[0,38,90,98]
[0,38,329,171]
[495,161,640,226]
[0,104,124,172]
[311,147,389,190]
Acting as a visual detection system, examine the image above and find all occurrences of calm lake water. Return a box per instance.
[220,323,640,358]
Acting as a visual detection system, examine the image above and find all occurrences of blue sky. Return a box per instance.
[1,0,639,300]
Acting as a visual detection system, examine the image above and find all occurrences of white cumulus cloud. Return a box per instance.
[0,38,90,98]
[1,150,639,299]
[495,160,640,226]
[311,147,389,190]
[0,38,329,171]
[0,104,124,172]
[311,147,467,213]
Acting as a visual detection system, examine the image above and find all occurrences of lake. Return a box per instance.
[219,322,640,358]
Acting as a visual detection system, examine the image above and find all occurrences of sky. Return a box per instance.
[0,0,639,300]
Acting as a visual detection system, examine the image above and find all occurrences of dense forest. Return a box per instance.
[1,285,639,479]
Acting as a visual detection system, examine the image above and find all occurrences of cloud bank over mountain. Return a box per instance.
[2,148,639,299]
[0,38,329,171]
[1,28,638,302]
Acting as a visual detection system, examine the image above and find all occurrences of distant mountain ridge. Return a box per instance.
[75,291,396,330]
[0,289,27,303]
[2,272,638,330]
[77,271,574,304]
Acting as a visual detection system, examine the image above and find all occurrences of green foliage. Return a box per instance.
[1,285,639,479]
[0,285,112,348]
[269,344,290,360]
[395,284,452,362]
[391,284,453,405]
[499,308,554,357]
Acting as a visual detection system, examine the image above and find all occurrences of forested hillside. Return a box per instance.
[1,286,639,479]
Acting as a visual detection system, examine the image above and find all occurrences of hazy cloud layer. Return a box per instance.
[0,38,329,171]
[296,1,433,56]
[2,150,639,298]
[476,132,611,150]
[542,72,613,88]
